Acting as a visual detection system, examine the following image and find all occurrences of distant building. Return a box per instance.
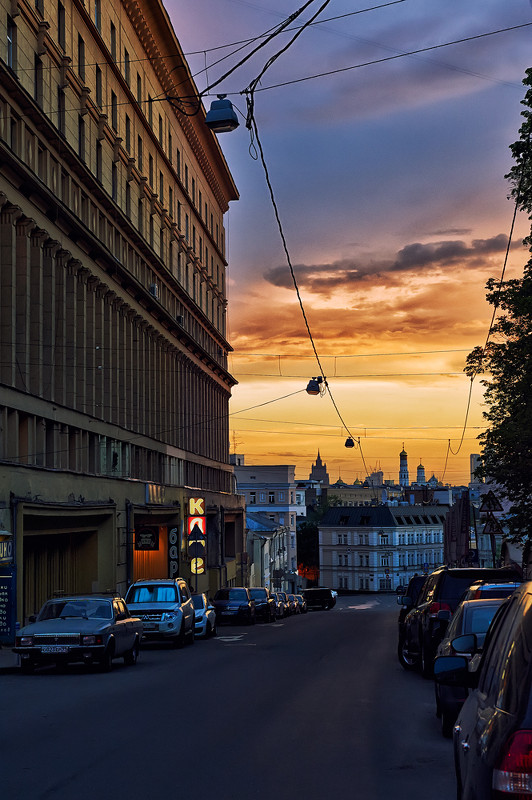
[309,451,330,485]
[399,447,410,487]
[416,462,426,485]
[318,505,448,592]
[233,461,299,592]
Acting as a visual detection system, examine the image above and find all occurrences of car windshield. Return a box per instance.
[126,585,178,603]
[249,589,267,599]
[464,603,502,643]
[215,589,248,601]
[192,595,205,609]
[38,599,113,620]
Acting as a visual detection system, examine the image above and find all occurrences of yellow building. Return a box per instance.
[0,0,244,633]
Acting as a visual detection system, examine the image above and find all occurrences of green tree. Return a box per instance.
[465,69,532,540]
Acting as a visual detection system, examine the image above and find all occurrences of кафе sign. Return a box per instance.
[188,497,206,575]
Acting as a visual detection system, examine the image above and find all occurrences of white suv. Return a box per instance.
[125,578,195,646]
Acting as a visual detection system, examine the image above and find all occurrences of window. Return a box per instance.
[125,115,131,152]
[176,148,181,177]
[269,492,275,504]
[137,135,143,172]
[379,534,389,545]
[158,115,163,145]
[191,177,195,204]
[138,198,143,236]
[148,95,153,126]
[168,132,172,163]
[34,55,43,105]
[57,88,65,136]
[58,2,65,50]
[7,16,16,69]
[110,22,116,60]
[111,162,117,201]
[78,115,85,160]
[124,49,130,85]
[125,183,131,218]
[136,73,142,103]
[168,187,173,218]
[111,91,117,131]
[94,0,101,32]
[35,0,44,15]
[78,35,85,81]
[96,140,102,182]
[184,164,188,192]
[95,65,102,108]
[149,154,153,187]
[159,171,163,202]
[149,216,154,247]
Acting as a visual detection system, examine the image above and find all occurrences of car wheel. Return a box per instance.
[397,637,419,670]
[99,643,114,672]
[211,622,217,637]
[187,625,195,645]
[124,638,139,666]
[441,707,454,738]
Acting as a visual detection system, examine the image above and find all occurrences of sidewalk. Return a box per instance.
[0,645,19,673]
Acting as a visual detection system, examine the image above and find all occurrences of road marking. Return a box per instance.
[217,634,246,642]
[343,601,380,610]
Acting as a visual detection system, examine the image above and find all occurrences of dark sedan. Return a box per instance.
[13,595,142,671]
[434,597,505,737]
[248,587,276,622]
[212,587,256,625]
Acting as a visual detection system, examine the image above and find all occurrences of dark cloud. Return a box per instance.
[263,234,511,295]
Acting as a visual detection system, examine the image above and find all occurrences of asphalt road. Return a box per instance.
[1,595,456,800]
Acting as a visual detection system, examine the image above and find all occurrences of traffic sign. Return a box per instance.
[479,490,503,513]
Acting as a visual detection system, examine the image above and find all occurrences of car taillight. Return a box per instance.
[428,602,451,617]
[493,730,532,795]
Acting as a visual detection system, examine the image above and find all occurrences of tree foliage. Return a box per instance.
[465,69,532,540]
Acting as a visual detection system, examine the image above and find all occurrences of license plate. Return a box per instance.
[40,645,70,653]
[143,623,156,630]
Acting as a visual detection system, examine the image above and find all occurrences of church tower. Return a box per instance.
[416,461,426,485]
[399,445,409,487]
[309,451,330,485]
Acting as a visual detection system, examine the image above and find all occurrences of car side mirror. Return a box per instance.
[28,615,37,623]
[398,596,413,607]
[452,633,478,654]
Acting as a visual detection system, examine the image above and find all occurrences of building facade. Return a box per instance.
[232,458,299,592]
[0,0,244,634]
[318,505,448,592]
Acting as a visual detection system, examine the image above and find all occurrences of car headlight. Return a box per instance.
[162,612,179,621]
[17,636,33,647]
[81,635,103,646]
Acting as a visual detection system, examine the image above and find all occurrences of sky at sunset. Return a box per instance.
[167,0,532,485]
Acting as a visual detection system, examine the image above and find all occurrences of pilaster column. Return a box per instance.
[41,239,61,401]
[29,227,48,396]
[0,204,23,386]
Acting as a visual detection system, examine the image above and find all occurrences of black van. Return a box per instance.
[302,587,336,610]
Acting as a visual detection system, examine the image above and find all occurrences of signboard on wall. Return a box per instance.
[134,527,159,551]
[188,498,206,575]
[0,572,16,645]
[168,527,179,578]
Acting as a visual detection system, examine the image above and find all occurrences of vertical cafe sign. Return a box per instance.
[188,497,206,575]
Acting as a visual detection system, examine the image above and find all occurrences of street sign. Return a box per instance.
[479,490,503,513]
[482,513,504,536]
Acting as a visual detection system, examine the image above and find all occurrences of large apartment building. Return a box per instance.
[318,505,448,592]
[0,0,244,633]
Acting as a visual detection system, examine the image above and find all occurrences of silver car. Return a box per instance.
[125,578,195,646]
[13,595,142,672]
[192,593,217,638]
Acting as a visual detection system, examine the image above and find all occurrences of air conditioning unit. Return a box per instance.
[149,283,159,299]
[176,314,184,324]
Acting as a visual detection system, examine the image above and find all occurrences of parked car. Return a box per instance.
[272,592,288,619]
[302,587,336,610]
[434,597,506,737]
[460,580,521,602]
[400,566,521,677]
[125,578,195,647]
[13,595,142,671]
[275,591,291,617]
[287,594,299,614]
[248,587,276,622]
[397,574,427,669]
[434,582,532,799]
[295,594,307,614]
[212,587,256,625]
[192,593,217,638]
